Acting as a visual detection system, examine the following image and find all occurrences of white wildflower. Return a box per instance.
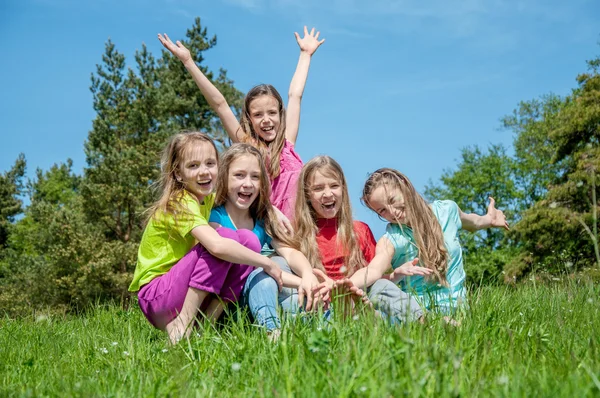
[576,181,584,188]
[35,314,49,322]
[111,342,118,346]
[497,375,509,385]
[123,351,129,356]
[360,386,367,393]
[588,298,593,304]
[100,347,108,354]
[162,349,168,353]
[231,363,241,372]
[352,315,359,321]
[552,278,560,281]
[549,202,558,209]
[565,261,573,268]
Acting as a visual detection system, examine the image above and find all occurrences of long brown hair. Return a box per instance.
[293,156,365,276]
[361,168,449,285]
[147,132,218,223]
[238,84,287,179]
[214,143,293,247]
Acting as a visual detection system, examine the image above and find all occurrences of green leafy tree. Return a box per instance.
[425,144,519,284]
[0,154,26,248]
[507,55,600,279]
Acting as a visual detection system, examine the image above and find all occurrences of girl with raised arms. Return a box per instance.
[129,132,283,345]
[158,26,325,221]
[355,168,509,313]
[208,143,320,335]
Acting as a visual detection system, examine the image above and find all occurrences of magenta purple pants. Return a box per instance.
[137,227,260,330]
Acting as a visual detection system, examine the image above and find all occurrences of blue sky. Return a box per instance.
[1,0,598,237]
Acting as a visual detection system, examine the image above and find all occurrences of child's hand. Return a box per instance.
[294,26,325,56]
[486,197,509,230]
[312,268,334,305]
[273,207,293,235]
[298,273,319,311]
[388,258,433,283]
[263,260,283,291]
[158,33,192,64]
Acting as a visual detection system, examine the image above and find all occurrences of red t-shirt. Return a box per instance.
[315,218,377,280]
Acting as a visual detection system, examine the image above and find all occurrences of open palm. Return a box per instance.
[158,33,192,64]
[294,26,325,55]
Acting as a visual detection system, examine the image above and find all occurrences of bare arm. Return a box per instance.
[349,236,395,290]
[158,33,245,143]
[460,197,510,232]
[191,225,282,287]
[285,27,325,145]
[272,241,319,310]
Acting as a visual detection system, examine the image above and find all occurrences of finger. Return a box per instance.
[504,221,510,231]
[487,197,496,212]
[305,289,313,311]
[297,286,305,308]
[164,33,172,43]
[294,32,300,42]
[319,39,326,45]
[315,31,320,40]
[310,27,315,36]
[411,258,419,266]
[303,26,308,36]
[313,268,327,281]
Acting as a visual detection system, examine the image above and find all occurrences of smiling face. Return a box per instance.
[308,169,344,219]
[248,95,281,143]
[226,154,261,211]
[175,141,218,202]
[367,184,407,225]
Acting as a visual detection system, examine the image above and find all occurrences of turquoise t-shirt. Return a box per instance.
[384,200,467,312]
[209,205,272,248]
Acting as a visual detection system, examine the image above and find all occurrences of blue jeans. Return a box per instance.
[242,256,299,331]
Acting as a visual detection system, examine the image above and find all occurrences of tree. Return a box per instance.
[506,55,600,279]
[0,154,26,248]
[425,144,520,284]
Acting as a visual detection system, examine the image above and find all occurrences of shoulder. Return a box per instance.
[353,220,374,235]
[209,205,227,221]
[430,200,460,225]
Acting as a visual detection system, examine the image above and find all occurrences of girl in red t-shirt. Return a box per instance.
[293,156,429,322]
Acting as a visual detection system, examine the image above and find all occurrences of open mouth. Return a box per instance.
[321,202,336,211]
[261,126,274,133]
[197,179,212,188]
[238,192,253,202]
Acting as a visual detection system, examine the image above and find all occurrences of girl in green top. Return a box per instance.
[129,132,283,344]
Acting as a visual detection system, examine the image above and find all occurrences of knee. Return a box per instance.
[270,256,292,273]
[216,227,240,242]
[246,269,279,294]
[236,229,261,253]
[370,279,397,296]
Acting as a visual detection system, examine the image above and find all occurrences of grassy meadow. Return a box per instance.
[1,279,599,397]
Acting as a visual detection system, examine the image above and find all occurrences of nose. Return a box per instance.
[323,187,333,198]
[242,175,253,188]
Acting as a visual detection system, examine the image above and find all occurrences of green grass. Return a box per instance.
[1,280,600,397]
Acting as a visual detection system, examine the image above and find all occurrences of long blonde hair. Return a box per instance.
[362,168,449,285]
[238,84,287,179]
[147,132,218,223]
[293,156,365,276]
[214,143,293,247]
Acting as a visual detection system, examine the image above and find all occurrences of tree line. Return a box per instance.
[1,19,598,315]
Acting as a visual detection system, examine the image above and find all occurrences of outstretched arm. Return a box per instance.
[158,33,245,143]
[350,237,433,289]
[460,197,510,232]
[285,27,325,145]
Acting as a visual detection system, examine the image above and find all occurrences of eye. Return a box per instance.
[312,186,324,192]
[251,174,260,180]
[331,184,340,189]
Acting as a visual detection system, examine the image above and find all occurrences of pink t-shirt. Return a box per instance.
[270,140,303,220]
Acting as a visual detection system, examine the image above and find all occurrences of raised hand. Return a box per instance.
[389,258,433,283]
[487,197,509,230]
[294,26,325,56]
[158,33,192,64]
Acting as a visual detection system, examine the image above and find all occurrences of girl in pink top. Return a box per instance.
[158,27,324,222]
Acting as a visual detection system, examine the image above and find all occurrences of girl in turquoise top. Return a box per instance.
[354,168,509,313]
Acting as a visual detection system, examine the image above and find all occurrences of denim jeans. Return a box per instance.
[242,256,299,331]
